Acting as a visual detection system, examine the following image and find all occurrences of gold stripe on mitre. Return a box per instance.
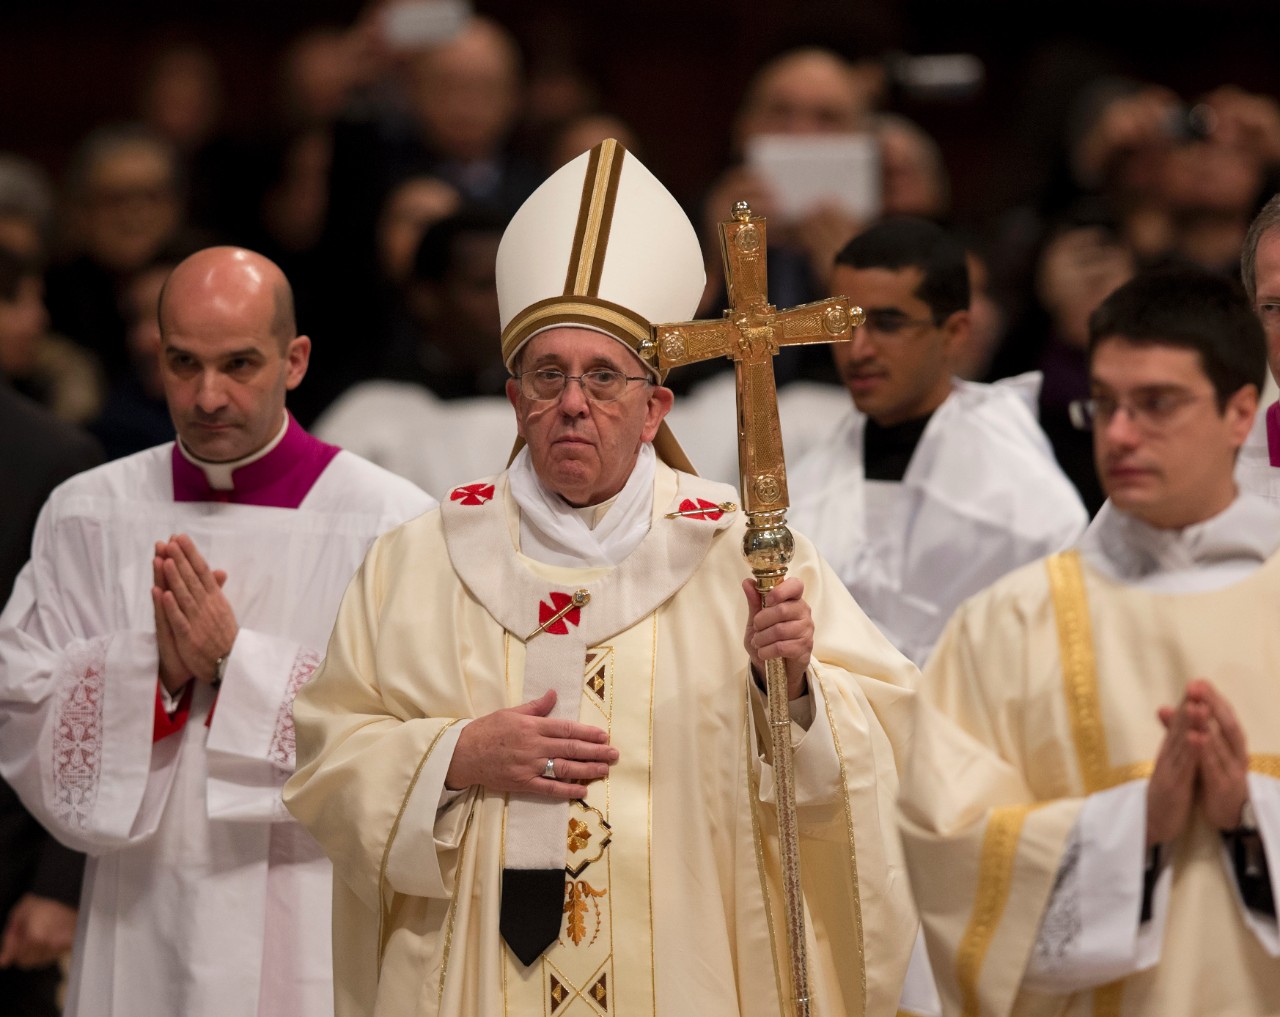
[565,139,625,299]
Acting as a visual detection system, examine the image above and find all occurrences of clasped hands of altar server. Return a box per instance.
[1148,678,1252,846]
[151,533,238,697]
[444,576,815,800]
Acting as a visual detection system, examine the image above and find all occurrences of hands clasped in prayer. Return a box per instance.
[151,533,239,695]
[1147,678,1251,847]
[445,577,817,800]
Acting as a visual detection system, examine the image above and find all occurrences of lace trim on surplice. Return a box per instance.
[50,639,109,827]
[268,648,321,771]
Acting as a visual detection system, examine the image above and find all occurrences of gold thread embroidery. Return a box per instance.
[1047,553,1146,1014]
[584,647,613,713]
[565,879,608,946]
[571,140,620,297]
[591,971,609,1008]
[565,800,611,877]
[819,668,868,1013]
[502,298,650,357]
[376,718,462,975]
[1047,553,1136,1015]
[565,144,603,294]
[1048,552,1159,792]
[568,817,591,852]
[588,146,623,296]
[549,972,569,1011]
[955,804,1033,1017]
[1047,551,1113,793]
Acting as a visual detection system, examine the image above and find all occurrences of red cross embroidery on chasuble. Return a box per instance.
[678,498,725,520]
[537,592,584,635]
[450,483,496,506]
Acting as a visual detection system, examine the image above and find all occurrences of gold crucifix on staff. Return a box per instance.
[643,201,863,1017]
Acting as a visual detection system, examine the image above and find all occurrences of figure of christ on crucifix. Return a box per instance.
[647,200,863,1017]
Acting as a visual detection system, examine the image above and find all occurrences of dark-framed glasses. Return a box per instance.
[517,368,652,403]
[1068,388,1210,432]
[861,309,938,336]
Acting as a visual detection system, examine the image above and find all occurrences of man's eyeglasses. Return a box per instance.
[1068,389,1210,432]
[860,309,938,336]
[517,368,652,403]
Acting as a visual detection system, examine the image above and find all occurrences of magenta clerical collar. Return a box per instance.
[170,414,340,508]
[1268,401,1280,469]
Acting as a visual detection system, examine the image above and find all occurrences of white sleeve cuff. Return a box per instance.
[385,720,473,899]
[752,668,840,807]
[1024,780,1163,992]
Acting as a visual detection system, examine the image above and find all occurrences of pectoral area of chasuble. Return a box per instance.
[542,644,621,1015]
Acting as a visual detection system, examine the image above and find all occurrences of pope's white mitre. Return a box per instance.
[497,138,706,378]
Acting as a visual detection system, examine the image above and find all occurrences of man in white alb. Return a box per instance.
[0,246,434,1017]
[790,215,1088,669]
[284,139,920,1017]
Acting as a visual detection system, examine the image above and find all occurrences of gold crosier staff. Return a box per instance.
[644,202,862,1017]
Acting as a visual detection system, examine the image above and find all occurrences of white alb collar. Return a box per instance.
[1079,492,1280,592]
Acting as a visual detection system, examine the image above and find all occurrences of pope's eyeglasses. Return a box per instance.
[517,368,653,403]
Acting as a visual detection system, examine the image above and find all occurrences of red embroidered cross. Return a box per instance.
[677,498,725,520]
[537,591,584,635]
[450,482,495,506]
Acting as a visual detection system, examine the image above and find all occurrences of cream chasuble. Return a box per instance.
[286,461,920,1017]
[899,523,1280,1017]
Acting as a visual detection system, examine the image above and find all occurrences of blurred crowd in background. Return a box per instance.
[2,0,1280,515]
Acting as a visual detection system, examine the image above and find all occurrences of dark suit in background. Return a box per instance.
[0,386,102,1016]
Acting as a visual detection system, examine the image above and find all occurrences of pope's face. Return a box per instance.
[507,327,673,506]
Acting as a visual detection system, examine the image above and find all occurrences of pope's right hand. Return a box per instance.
[445,690,618,800]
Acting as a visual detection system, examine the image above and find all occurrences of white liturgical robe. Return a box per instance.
[789,379,1088,668]
[899,493,1280,1016]
[284,458,920,1017]
[0,431,433,1017]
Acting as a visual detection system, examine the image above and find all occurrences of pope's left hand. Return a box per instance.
[742,577,813,701]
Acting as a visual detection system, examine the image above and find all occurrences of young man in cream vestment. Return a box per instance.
[0,248,434,1017]
[285,140,920,1017]
[898,268,1280,1017]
